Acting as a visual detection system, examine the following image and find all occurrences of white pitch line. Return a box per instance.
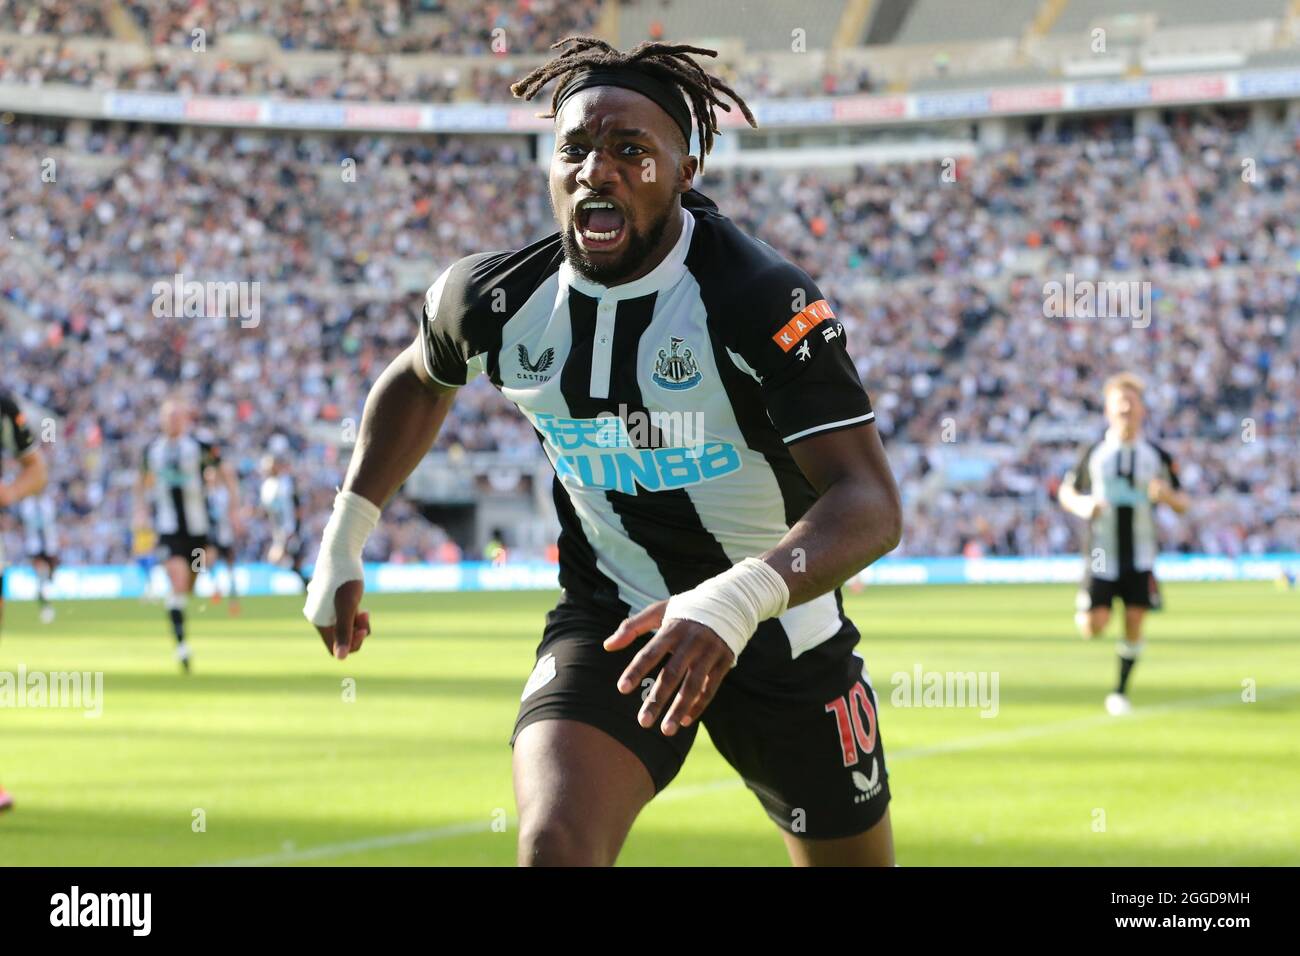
[203,684,1298,866]
[206,821,491,867]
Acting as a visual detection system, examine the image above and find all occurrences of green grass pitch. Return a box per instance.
[1,581,1296,866]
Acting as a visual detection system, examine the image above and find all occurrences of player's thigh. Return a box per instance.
[163,554,191,591]
[512,718,654,866]
[783,806,895,867]
[510,600,697,865]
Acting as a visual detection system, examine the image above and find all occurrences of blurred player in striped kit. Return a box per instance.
[204,442,242,615]
[17,491,59,624]
[260,436,308,588]
[1058,373,1189,715]
[136,399,241,672]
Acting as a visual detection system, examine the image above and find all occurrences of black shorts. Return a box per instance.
[159,533,208,562]
[511,596,891,840]
[1080,569,1162,611]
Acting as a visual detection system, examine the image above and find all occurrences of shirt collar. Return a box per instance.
[559,204,693,302]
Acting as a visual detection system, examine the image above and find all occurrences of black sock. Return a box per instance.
[1116,641,1144,695]
[169,608,185,642]
[1117,656,1137,694]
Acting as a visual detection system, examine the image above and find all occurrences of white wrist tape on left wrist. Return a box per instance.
[662,557,790,665]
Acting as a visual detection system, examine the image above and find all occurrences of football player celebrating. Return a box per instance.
[305,38,902,866]
[1058,373,1189,714]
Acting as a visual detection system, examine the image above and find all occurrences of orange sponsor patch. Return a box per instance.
[771,299,835,352]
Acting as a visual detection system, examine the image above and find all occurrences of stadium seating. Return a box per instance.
[1049,0,1288,35]
[893,0,1043,44]
[616,0,846,50]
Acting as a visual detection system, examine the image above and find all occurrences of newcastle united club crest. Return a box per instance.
[651,336,702,390]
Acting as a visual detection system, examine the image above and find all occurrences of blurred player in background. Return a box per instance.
[1,387,49,814]
[18,490,59,624]
[136,398,241,672]
[131,524,159,602]
[1058,373,1189,715]
[484,527,509,566]
[260,437,308,587]
[205,455,242,614]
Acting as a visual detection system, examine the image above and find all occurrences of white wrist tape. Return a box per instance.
[303,490,380,627]
[662,557,790,665]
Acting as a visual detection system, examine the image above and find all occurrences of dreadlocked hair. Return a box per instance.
[510,35,758,170]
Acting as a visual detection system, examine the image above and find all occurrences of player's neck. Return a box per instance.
[1107,425,1139,444]
[607,201,684,288]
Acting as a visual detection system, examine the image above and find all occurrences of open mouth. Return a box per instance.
[574,198,627,252]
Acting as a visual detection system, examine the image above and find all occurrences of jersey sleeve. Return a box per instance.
[728,263,873,445]
[0,392,36,456]
[420,256,499,389]
[419,264,471,387]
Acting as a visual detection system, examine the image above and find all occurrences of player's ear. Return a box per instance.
[678,153,698,193]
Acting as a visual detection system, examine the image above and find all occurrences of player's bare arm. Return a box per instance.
[606,421,901,736]
[1058,479,1103,519]
[303,337,458,659]
[1147,477,1189,514]
[0,448,47,509]
[768,421,902,603]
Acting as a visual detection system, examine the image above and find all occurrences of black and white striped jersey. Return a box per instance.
[421,188,876,658]
[1065,431,1180,579]
[142,435,220,537]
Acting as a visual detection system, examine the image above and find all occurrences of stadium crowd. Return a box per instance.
[2,107,1297,565]
[0,0,873,105]
[2,0,605,54]
[0,42,864,105]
